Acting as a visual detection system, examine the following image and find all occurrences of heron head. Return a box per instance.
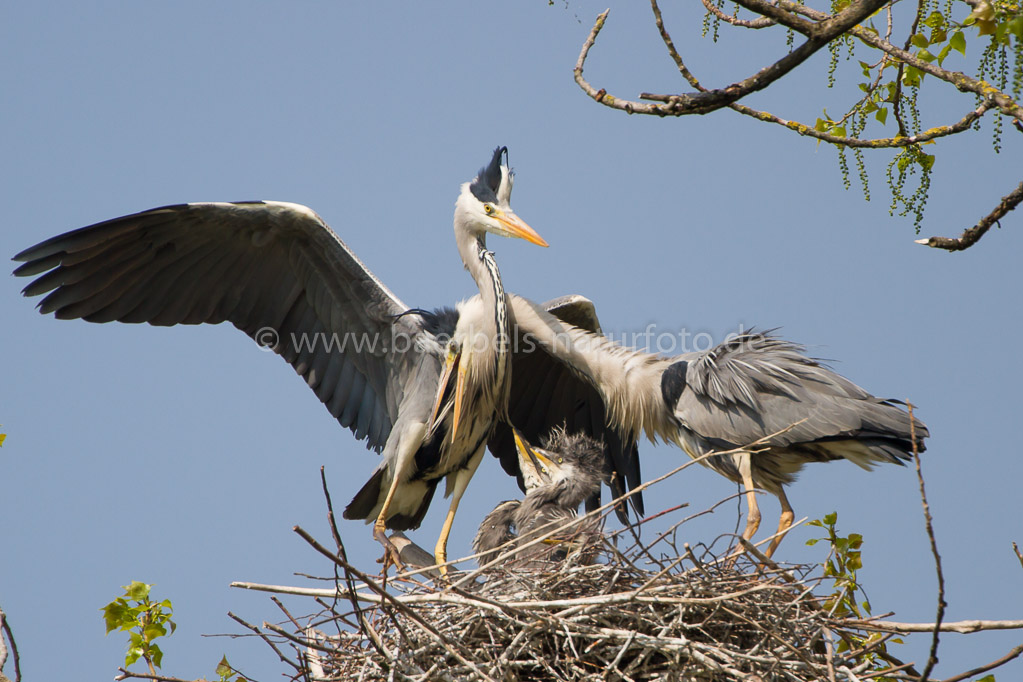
[513,428,605,494]
[456,146,548,247]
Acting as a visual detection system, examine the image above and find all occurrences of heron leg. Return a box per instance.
[434,443,486,576]
[764,488,795,559]
[738,450,762,543]
[727,450,761,565]
[373,423,427,574]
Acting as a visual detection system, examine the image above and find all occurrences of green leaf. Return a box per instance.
[923,11,945,29]
[903,65,922,87]
[102,600,130,633]
[918,48,936,63]
[815,118,830,132]
[823,512,838,526]
[125,646,143,666]
[150,643,165,669]
[937,43,952,66]
[144,624,167,642]
[126,581,152,602]
[950,30,966,55]
[217,656,235,680]
[911,33,929,48]
[875,107,888,125]
[1009,17,1023,41]
[806,537,820,546]
[920,153,936,171]
[0,433,6,447]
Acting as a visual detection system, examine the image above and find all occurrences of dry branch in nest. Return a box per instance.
[230,511,947,682]
[222,457,1023,682]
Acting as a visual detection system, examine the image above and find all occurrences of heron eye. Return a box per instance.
[483,203,494,215]
[557,457,563,464]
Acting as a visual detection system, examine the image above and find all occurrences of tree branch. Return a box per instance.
[916,181,1023,251]
[699,0,774,29]
[643,1,991,149]
[575,0,890,116]
[847,618,1023,634]
[938,643,1023,682]
[0,607,20,682]
[776,0,1023,122]
[908,404,944,682]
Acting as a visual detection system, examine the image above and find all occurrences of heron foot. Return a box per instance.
[373,525,405,575]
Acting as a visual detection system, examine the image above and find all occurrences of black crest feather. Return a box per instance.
[469,146,507,203]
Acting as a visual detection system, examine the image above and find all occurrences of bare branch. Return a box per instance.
[938,643,1023,682]
[909,403,945,682]
[699,0,774,29]
[575,0,890,117]
[916,181,1023,251]
[0,607,20,682]
[113,669,200,682]
[848,618,1023,634]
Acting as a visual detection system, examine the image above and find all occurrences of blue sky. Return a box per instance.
[3,2,1021,679]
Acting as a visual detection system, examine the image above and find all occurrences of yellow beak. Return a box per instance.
[513,428,553,483]
[427,344,459,435]
[493,209,549,247]
[451,344,472,443]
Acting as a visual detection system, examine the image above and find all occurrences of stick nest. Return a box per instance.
[252,516,914,682]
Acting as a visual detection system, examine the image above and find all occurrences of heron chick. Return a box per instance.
[473,428,606,566]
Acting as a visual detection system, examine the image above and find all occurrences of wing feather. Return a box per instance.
[14,200,423,452]
[674,332,928,456]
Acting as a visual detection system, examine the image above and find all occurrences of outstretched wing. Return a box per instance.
[667,332,929,461]
[489,294,644,522]
[13,201,429,451]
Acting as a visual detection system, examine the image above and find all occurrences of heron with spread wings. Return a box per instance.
[13,147,642,572]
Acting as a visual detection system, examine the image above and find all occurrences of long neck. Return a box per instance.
[456,225,511,411]
[506,294,676,442]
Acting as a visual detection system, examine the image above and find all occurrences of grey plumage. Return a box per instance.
[13,150,642,571]
[473,428,606,566]
[501,299,928,557]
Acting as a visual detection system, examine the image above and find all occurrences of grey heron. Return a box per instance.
[503,298,929,558]
[473,427,605,566]
[12,147,642,572]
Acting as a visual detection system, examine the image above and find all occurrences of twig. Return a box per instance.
[292,525,500,682]
[848,618,1023,634]
[227,612,302,672]
[908,403,944,682]
[937,643,1023,682]
[576,0,891,117]
[916,181,1023,251]
[0,606,18,682]
[113,669,199,682]
[318,466,384,662]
